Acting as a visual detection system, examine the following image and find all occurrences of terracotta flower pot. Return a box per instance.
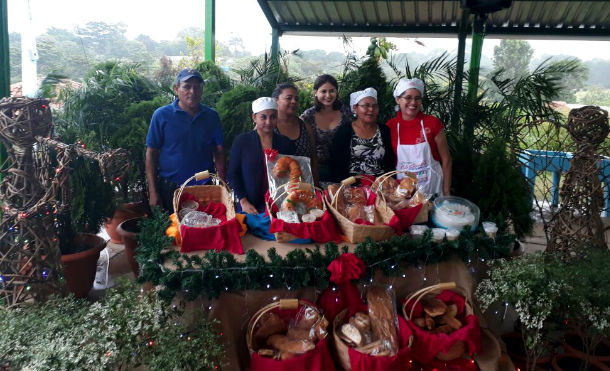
[562,331,610,363]
[117,217,142,277]
[552,353,609,371]
[61,233,106,298]
[104,202,146,244]
[501,331,552,371]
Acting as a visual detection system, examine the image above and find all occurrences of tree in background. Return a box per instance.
[492,40,534,81]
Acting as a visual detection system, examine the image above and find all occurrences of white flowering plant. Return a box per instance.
[555,249,610,367]
[476,252,568,371]
[0,280,225,371]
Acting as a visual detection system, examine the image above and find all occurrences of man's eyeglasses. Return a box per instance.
[357,103,379,110]
[399,96,422,102]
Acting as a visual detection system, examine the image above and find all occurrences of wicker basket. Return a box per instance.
[246,299,326,355]
[402,282,471,361]
[326,176,396,243]
[371,170,430,225]
[266,182,326,243]
[333,308,396,371]
[172,171,235,230]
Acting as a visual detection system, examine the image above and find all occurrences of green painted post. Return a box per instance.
[467,14,486,103]
[204,0,215,62]
[452,9,470,129]
[464,14,486,149]
[1,0,9,98]
[1,0,9,186]
[271,27,279,66]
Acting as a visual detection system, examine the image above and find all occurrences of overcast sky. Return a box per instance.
[7,0,610,61]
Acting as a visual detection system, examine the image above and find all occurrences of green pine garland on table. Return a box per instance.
[136,208,513,301]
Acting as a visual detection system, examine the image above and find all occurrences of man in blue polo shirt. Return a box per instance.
[145,68,225,211]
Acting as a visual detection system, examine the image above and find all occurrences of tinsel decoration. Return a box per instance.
[137,208,513,301]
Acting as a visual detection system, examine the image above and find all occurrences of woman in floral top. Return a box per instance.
[300,74,351,183]
[329,88,396,182]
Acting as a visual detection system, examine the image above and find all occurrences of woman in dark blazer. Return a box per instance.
[228,97,295,214]
[329,87,396,182]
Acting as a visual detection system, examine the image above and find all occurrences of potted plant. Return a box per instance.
[57,157,115,298]
[0,280,225,370]
[476,252,568,371]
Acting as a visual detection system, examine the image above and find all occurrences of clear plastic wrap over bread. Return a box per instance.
[374,173,429,211]
[255,305,328,360]
[266,154,313,197]
[365,285,400,356]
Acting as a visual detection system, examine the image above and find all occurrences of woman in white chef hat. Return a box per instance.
[228,97,295,214]
[329,87,396,182]
[385,78,452,196]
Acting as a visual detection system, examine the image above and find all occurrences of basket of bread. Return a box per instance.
[325,176,399,243]
[266,182,341,243]
[371,170,430,231]
[402,282,481,365]
[247,299,335,371]
[172,171,243,254]
[333,285,414,371]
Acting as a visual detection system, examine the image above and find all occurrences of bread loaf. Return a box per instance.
[350,312,373,345]
[254,312,288,347]
[267,334,315,354]
[287,327,315,342]
[421,296,447,317]
[340,323,363,347]
[366,286,399,355]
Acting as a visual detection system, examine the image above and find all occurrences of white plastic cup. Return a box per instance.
[431,228,446,243]
[482,221,498,239]
[410,225,428,239]
[446,228,460,241]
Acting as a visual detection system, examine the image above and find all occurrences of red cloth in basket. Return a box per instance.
[249,302,336,371]
[178,195,244,254]
[249,337,335,371]
[346,309,414,371]
[266,192,342,243]
[393,203,424,231]
[403,290,481,364]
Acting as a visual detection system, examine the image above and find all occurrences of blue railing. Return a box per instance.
[518,149,610,217]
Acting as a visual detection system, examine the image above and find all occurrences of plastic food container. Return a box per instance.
[410,224,429,239]
[431,228,446,243]
[431,196,480,231]
[445,228,460,241]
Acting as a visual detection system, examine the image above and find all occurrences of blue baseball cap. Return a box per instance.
[175,68,204,84]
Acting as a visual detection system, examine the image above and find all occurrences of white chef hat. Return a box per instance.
[252,97,278,114]
[393,78,424,97]
[349,87,378,112]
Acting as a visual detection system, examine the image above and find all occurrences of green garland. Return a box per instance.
[136,208,513,301]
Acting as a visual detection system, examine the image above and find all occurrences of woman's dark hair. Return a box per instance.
[272,82,298,99]
[313,74,342,111]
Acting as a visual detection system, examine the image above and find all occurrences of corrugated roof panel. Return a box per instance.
[262,0,610,38]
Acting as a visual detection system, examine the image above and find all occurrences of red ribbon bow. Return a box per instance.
[328,253,366,284]
[264,148,279,162]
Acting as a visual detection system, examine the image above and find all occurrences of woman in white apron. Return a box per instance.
[385,78,452,197]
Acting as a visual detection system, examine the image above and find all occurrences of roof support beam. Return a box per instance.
[204,0,215,62]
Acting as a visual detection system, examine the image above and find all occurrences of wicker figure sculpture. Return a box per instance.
[547,106,609,259]
[0,97,129,307]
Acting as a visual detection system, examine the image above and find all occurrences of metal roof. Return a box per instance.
[257,0,610,40]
